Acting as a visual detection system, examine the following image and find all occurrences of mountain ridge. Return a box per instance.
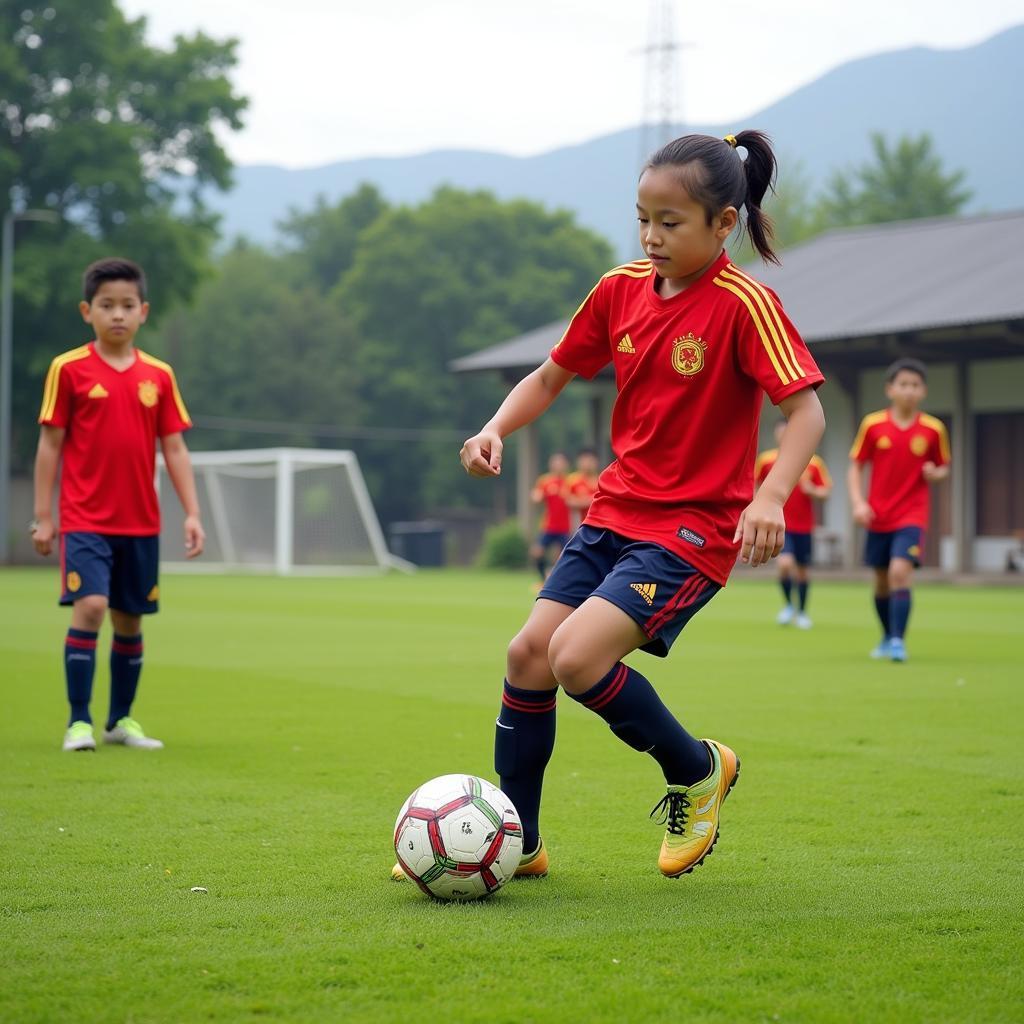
[209,25,1022,256]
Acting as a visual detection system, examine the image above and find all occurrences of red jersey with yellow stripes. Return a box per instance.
[534,473,570,533]
[549,251,823,584]
[38,342,192,534]
[850,409,950,531]
[755,450,830,534]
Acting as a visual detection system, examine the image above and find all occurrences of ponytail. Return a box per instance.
[645,129,780,265]
[733,129,779,265]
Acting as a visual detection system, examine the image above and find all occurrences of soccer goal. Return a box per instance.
[156,448,413,574]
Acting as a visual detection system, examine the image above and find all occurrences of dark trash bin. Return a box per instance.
[388,521,445,567]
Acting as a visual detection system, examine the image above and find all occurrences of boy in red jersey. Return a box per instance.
[755,420,832,629]
[848,358,949,663]
[565,447,601,531]
[32,258,205,752]
[390,131,825,887]
[529,452,571,581]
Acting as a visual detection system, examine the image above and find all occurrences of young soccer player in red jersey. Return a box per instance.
[529,452,571,581]
[392,131,825,885]
[32,258,205,752]
[565,447,601,531]
[755,420,832,629]
[848,358,950,663]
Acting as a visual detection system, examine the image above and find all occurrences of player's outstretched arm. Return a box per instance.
[31,426,64,556]
[460,359,575,478]
[735,388,825,566]
[160,433,205,558]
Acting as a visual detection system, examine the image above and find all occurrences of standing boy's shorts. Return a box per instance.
[781,531,813,566]
[864,526,924,569]
[60,532,161,614]
[539,525,720,657]
[536,531,570,549]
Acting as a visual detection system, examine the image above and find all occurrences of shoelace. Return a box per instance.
[650,791,691,836]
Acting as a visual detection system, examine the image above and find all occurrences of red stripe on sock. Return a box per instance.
[502,692,557,713]
[65,636,97,651]
[585,663,629,711]
[112,642,143,656]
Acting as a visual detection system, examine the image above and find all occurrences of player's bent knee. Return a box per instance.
[73,594,107,628]
[547,639,601,695]
[506,630,551,685]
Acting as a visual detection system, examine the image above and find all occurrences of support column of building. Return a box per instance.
[951,360,974,573]
[516,420,540,539]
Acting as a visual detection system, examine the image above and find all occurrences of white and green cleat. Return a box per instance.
[63,721,96,752]
[103,717,164,749]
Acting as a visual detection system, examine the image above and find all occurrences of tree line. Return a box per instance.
[3,0,972,529]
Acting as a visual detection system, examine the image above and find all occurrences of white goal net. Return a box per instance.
[156,448,412,574]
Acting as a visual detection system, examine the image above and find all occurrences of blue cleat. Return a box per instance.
[888,638,908,663]
[870,638,892,660]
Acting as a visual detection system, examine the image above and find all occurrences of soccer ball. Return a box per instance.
[394,774,523,901]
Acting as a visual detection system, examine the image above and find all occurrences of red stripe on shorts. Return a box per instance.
[644,574,708,637]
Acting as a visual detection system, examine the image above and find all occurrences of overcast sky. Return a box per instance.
[121,0,1022,168]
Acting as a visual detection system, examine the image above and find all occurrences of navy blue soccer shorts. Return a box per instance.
[781,530,813,567]
[536,530,570,549]
[538,525,720,658]
[59,532,161,614]
[864,526,924,569]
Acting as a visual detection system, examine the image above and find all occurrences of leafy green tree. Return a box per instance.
[819,133,971,227]
[148,243,363,450]
[731,160,823,265]
[334,187,613,522]
[1,0,245,466]
[278,184,389,290]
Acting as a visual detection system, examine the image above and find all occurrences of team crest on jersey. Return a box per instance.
[910,435,928,456]
[138,379,159,408]
[876,436,893,450]
[66,571,82,593]
[671,333,706,376]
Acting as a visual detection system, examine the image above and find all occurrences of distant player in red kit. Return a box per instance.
[566,448,601,531]
[530,452,571,581]
[755,420,832,629]
[33,258,205,752]
[848,358,949,663]
[391,131,825,886]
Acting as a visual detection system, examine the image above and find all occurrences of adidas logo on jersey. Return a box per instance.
[630,582,657,605]
[616,334,635,354]
[88,383,109,399]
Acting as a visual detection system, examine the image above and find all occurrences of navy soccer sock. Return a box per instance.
[568,663,711,786]
[780,577,793,605]
[889,590,912,640]
[796,581,809,612]
[534,555,546,582]
[874,595,891,637]
[107,633,144,729]
[494,681,557,854]
[65,628,98,725]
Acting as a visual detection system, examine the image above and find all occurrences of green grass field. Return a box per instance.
[1,567,1022,1023]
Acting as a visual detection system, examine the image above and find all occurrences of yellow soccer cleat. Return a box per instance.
[652,739,740,878]
[391,838,548,882]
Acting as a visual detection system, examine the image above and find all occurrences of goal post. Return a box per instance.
[156,447,414,574]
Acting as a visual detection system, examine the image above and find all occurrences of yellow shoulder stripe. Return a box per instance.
[753,448,778,476]
[719,266,804,383]
[713,274,798,385]
[39,345,91,421]
[810,454,832,484]
[919,413,951,462]
[849,411,888,457]
[138,351,192,425]
[556,280,602,349]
